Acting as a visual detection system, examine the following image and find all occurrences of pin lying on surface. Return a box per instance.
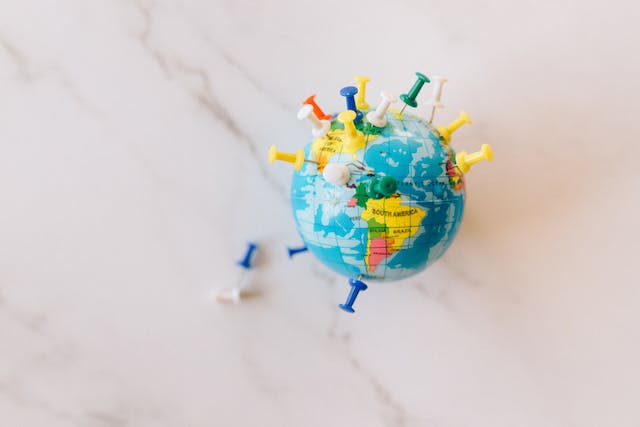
[298,104,330,138]
[338,110,365,149]
[339,277,368,313]
[213,242,259,304]
[426,75,448,124]
[237,242,258,269]
[340,86,363,123]
[303,94,332,121]
[437,110,471,144]
[399,72,430,115]
[354,76,371,110]
[456,144,493,173]
[287,245,308,258]
[366,91,397,128]
[268,145,317,170]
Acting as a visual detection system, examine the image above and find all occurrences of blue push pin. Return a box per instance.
[339,277,368,313]
[340,86,363,123]
[237,242,258,269]
[287,245,308,258]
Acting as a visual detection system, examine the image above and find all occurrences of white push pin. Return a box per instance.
[213,287,241,304]
[366,91,397,128]
[322,163,351,185]
[298,104,330,138]
[426,76,448,123]
[212,242,258,304]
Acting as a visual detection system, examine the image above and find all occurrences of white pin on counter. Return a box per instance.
[212,242,258,304]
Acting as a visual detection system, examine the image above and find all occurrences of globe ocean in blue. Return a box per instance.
[290,112,465,281]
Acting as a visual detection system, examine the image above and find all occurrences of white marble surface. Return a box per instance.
[1,1,639,426]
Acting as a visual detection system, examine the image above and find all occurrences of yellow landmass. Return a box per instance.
[361,196,426,271]
[311,127,376,171]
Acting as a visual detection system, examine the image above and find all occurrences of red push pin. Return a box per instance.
[303,94,332,121]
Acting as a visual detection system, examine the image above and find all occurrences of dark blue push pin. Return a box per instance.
[237,242,258,270]
[339,277,368,313]
[287,245,308,258]
[340,86,363,124]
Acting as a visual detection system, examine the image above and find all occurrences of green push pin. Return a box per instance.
[399,72,430,115]
[367,176,398,199]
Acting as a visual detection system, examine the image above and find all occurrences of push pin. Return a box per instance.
[337,110,365,149]
[354,76,371,110]
[426,75,448,123]
[237,242,258,269]
[287,245,309,258]
[437,110,471,144]
[298,104,330,138]
[366,91,397,128]
[268,145,311,170]
[455,144,493,173]
[399,72,430,115]
[367,176,398,199]
[303,94,332,121]
[213,242,259,304]
[322,163,351,185]
[339,277,368,313]
[340,86,363,123]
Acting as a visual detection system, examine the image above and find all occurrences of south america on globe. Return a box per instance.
[268,73,493,313]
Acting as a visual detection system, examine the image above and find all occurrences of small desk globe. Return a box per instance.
[290,112,466,281]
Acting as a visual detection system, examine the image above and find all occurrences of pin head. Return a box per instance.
[459,110,471,125]
[268,145,278,164]
[380,90,397,103]
[338,110,357,125]
[481,144,494,161]
[323,163,351,185]
[414,72,430,84]
[375,176,398,197]
[340,86,358,97]
[297,104,314,120]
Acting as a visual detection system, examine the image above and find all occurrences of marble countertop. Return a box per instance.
[1,1,639,426]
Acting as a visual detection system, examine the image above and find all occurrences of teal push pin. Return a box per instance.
[366,176,398,199]
[399,72,430,115]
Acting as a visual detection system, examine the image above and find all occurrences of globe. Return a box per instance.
[290,111,466,281]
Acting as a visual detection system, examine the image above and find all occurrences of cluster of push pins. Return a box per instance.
[269,72,492,177]
[222,72,493,312]
[212,242,308,304]
[213,242,259,304]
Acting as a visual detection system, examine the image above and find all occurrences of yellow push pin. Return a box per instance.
[455,144,493,173]
[437,110,472,144]
[354,76,371,110]
[268,145,305,170]
[337,110,365,149]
